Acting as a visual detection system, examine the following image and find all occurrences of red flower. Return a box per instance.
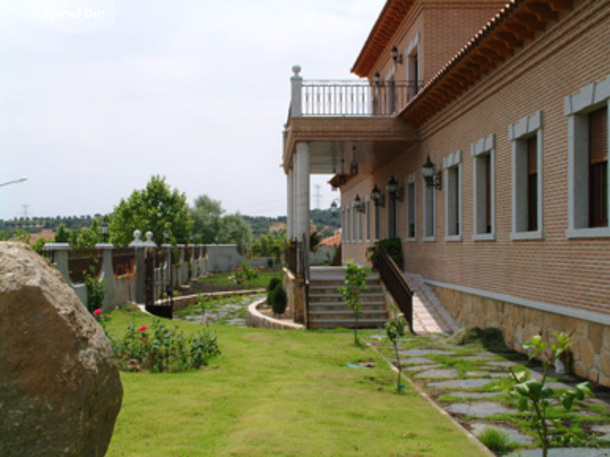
[139,325,148,332]
[206,322,210,327]
[93,309,103,316]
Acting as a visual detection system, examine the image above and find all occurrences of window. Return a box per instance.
[423,175,435,241]
[406,32,421,100]
[444,150,462,241]
[471,134,495,240]
[509,110,543,240]
[405,173,417,241]
[589,107,608,228]
[565,75,610,238]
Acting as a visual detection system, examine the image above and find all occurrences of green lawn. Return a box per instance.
[105,308,486,457]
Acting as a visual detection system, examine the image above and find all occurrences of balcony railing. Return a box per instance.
[301,80,422,117]
[289,67,423,119]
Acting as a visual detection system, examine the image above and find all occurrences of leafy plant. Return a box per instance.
[267,277,282,292]
[502,332,593,457]
[385,305,406,393]
[83,261,107,313]
[269,284,288,315]
[109,318,220,373]
[365,238,403,268]
[339,260,371,344]
[478,427,511,453]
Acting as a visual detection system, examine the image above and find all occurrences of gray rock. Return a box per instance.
[0,242,123,457]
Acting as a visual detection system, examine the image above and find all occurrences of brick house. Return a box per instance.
[282,0,609,386]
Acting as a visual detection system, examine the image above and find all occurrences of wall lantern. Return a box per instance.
[371,184,385,207]
[330,199,340,213]
[354,194,366,213]
[373,72,382,85]
[386,175,404,201]
[391,46,403,65]
[422,155,442,190]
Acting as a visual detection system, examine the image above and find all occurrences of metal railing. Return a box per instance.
[373,246,414,333]
[301,80,422,117]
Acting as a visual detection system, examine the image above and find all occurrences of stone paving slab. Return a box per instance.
[470,422,534,445]
[447,401,515,418]
[592,424,610,441]
[399,356,436,365]
[414,368,459,379]
[405,364,440,372]
[427,378,495,390]
[507,449,610,457]
[398,348,455,357]
[442,391,500,400]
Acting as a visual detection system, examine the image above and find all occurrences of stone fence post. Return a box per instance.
[291,65,302,118]
[42,243,71,282]
[95,242,116,311]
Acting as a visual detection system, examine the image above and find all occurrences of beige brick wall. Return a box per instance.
[344,0,609,316]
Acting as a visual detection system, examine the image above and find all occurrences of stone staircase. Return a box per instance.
[307,274,388,330]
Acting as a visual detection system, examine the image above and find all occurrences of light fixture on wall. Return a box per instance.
[354,194,366,213]
[422,155,442,190]
[350,146,359,176]
[374,72,382,85]
[391,46,403,65]
[371,184,385,207]
[386,175,404,201]
[330,199,340,213]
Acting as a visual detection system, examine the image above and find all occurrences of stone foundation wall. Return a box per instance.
[430,284,610,388]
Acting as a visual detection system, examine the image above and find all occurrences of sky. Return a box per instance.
[0,0,386,220]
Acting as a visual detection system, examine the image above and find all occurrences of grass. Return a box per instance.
[105,307,488,457]
[477,427,512,453]
[193,270,280,292]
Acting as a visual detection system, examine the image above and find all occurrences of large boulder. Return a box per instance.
[0,242,122,457]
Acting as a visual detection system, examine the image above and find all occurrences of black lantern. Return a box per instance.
[371,184,385,207]
[386,175,404,201]
[354,194,365,213]
[373,72,382,85]
[100,222,109,243]
[422,155,442,190]
[391,46,403,64]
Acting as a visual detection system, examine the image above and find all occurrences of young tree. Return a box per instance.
[109,176,192,247]
[217,213,252,255]
[339,260,371,344]
[190,194,223,244]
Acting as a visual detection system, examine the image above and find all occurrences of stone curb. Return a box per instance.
[247,299,305,330]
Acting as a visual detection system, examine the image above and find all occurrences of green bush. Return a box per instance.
[478,427,511,453]
[267,277,282,292]
[268,283,287,315]
[365,238,403,268]
[109,319,220,373]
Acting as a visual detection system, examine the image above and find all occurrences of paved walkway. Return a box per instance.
[403,273,459,334]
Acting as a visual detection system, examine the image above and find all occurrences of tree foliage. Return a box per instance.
[190,195,223,244]
[109,176,192,247]
[217,213,252,254]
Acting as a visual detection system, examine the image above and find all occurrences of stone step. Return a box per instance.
[309,310,388,321]
[309,286,384,295]
[309,317,387,330]
[309,294,385,304]
[308,301,386,311]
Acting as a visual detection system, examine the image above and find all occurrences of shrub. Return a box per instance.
[109,319,220,373]
[478,427,511,453]
[268,283,287,315]
[267,277,282,292]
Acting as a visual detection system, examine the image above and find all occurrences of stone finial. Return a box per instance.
[143,231,157,247]
[129,230,143,247]
[292,65,301,76]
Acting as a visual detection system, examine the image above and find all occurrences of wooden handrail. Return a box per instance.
[302,233,310,330]
[374,247,414,334]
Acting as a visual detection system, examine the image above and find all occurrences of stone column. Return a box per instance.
[95,243,115,311]
[42,243,71,283]
[287,168,294,239]
[291,65,303,118]
[129,230,146,304]
[295,142,310,243]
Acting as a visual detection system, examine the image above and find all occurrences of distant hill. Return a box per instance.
[2,210,341,239]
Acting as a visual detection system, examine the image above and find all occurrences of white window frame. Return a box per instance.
[471,134,496,241]
[405,172,417,242]
[444,150,462,241]
[509,110,544,240]
[358,204,364,243]
[423,172,436,242]
[565,75,610,239]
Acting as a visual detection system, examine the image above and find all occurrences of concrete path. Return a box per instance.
[403,273,459,334]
